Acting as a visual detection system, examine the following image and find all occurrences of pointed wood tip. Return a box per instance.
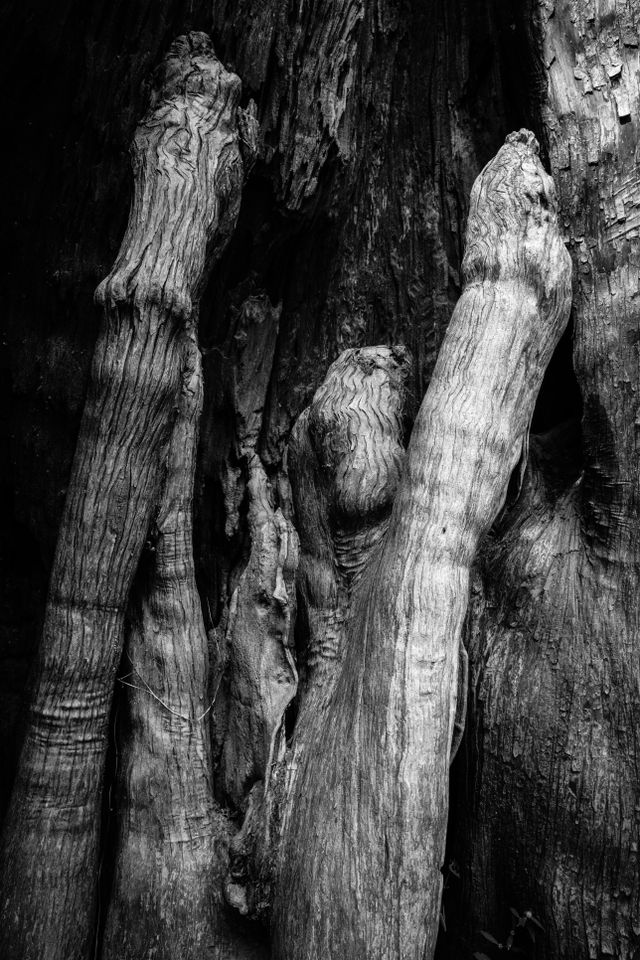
[463,126,572,299]
[505,128,541,156]
[150,30,241,109]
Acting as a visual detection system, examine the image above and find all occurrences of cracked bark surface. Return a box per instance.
[273,130,572,960]
[0,33,243,960]
[450,4,640,958]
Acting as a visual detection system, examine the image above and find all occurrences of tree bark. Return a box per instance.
[449,4,640,958]
[5,2,640,959]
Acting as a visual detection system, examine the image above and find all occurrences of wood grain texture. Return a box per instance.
[3,3,619,956]
[453,5,640,957]
[205,291,299,815]
[101,336,265,960]
[216,456,298,810]
[221,345,410,926]
[1,0,514,826]
[0,32,243,960]
[100,336,216,959]
[273,130,571,960]
[289,345,410,719]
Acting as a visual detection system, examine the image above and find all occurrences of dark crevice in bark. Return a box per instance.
[495,0,549,162]
[531,315,584,435]
[0,513,45,818]
[93,665,126,960]
[447,5,640,953]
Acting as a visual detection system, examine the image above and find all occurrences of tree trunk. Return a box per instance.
[272,130,571,960]
[448,4,640,959]
[2,1,640,959]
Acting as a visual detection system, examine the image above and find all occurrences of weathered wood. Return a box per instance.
[287,345,410,738]
[203,291,299,814]
[5,2,621,956]
[220,345,410,925]
[100,336,214,959]
[216,456,298,810]
[273,130,572,960]
[0,33,243,960]
[454,4,640,957]
[101,337,265,960]
[2,0,511,828]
